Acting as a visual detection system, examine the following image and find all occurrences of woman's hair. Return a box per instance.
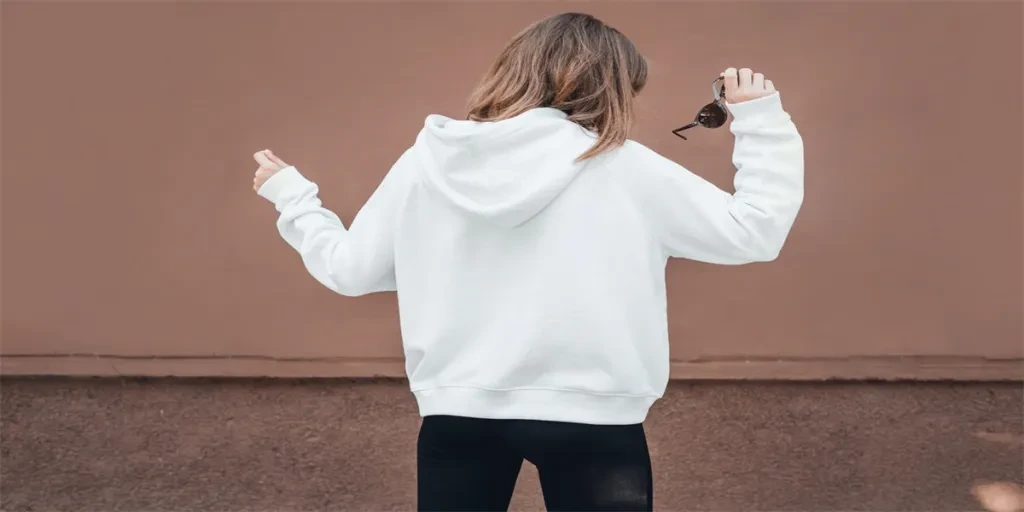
[467,12,648,160]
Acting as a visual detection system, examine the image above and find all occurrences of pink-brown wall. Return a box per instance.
[2,2,1021,379]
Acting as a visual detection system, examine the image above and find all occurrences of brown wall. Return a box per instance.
[2,2,1022,379]
[2,378,1022,511]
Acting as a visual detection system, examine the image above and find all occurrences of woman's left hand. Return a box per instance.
[253,149,290,192]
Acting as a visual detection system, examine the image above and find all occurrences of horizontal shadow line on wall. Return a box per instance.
[2,353,1023,363]
[1,353,1021,381]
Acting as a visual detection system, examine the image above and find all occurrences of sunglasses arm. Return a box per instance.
[672,120,700,140]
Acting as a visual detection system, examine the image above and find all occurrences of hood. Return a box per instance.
[414,108,597,228]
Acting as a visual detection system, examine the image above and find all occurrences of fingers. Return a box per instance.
[253,166,266,191]
[253,150,274,168]
[251,149,289,193]
[265,150,288,168]
[722,67,778,103]
[252,157,279,192]
[722,67,739,100]
[752,72,765,90]
[737,68,753,89]
[253,148,289,171]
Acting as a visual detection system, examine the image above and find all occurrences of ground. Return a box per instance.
[1,378,1021,511]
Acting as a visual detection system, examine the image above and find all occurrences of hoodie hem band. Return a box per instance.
[412,386,657,425]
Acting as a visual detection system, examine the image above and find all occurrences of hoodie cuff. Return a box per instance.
[726,92,787,123]
[257,166,310,204]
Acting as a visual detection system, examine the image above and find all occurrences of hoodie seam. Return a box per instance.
[389,148,423,257]
[605,145,667,260]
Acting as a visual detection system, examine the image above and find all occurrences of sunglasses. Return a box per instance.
[672,76,729,140]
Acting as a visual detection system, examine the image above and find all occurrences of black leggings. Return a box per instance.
[417,415,653,512]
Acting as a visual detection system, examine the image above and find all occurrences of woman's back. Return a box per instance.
[396,108,671,424]
[256,90,802,424]
[251,11,804,509]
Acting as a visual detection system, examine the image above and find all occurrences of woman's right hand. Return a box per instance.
[722,67,777,104]
[253,149,290,192]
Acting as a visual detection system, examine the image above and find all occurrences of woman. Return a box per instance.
[251,12,803,512]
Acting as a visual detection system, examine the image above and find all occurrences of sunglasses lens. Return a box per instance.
[697,103,728,129]
[673,78,731,140]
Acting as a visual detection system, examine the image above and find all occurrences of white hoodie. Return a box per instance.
[258,93,803,425]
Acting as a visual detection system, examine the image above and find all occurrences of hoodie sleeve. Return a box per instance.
[257,150,413,296]
[622,93,804,264]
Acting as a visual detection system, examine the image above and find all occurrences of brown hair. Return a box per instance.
[466,13,648,160]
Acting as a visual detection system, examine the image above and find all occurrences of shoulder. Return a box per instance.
[604,139,686,176]
[619,139,661,160]
[375,145,423,193]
